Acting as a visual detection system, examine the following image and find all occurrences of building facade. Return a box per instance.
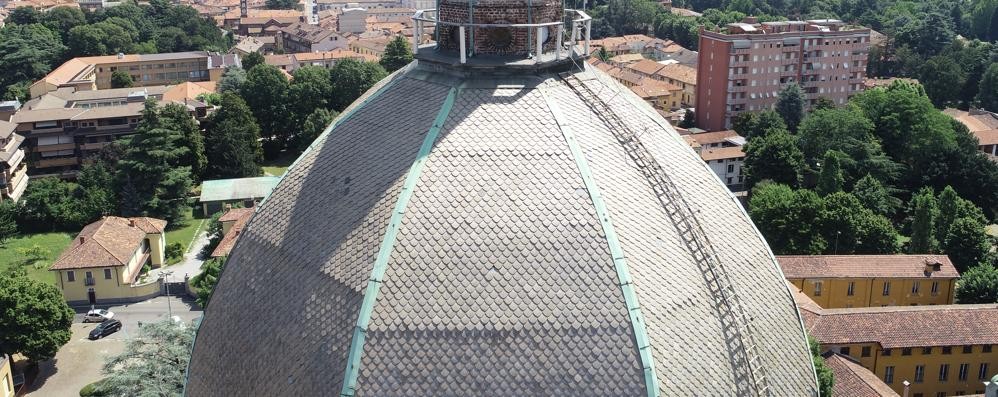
[781,255,959,308]
[683,130,746,192]
[0,120,28,202]
[49,216,167,305]
[278,21,348,53]
[695,18,871,131]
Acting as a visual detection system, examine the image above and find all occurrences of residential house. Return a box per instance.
[264,49,377,72]
[211,207,254,258]
[349,34,394,57]
[221,8,300,33]
[278,20,348,53]
[797,288,998,397]
[230,35,276,56]
[0,120,27,202]
[684,130,746,192]
[781,255,960,308]
[944,108,998,161]
[315,0,399,12]
[629,78,682,111]
[49,216,167,305]
[696,18,871,130]
[11,85,208,176]
[29,51,239,98]
[199,176,280,216]
[823,352,900,397]
[653,63,697,106]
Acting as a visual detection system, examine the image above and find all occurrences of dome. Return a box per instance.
[185,7,817,396]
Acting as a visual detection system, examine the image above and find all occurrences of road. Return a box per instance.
[26,296,202,396]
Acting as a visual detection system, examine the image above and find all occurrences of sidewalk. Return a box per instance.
[148,229,210,282]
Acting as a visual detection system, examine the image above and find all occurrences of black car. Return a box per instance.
[88,319,122,340]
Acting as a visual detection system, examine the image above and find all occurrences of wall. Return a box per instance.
[705,156,744,191]
[793,278,956,308]
[436,0,562,56]
[1,354,13,397]
[56,243,157,304]
[150,232,166,267]
[93,57,210,89]
[695,33,731,131]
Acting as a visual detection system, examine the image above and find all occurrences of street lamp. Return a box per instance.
[161,270,173,319]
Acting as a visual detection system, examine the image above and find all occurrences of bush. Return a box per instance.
[165,242,184,261]
[80,380,108,397]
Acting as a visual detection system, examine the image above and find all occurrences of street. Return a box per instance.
[25,296,202,396]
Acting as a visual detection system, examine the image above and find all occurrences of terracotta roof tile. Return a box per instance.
[211,210,253,258]
[700,146,744,161]
[805,304,998,348]
[778,255,960,279]
[685,130,741,146]
[50,216,166,270]
[654,63,697,85]
[823,352,899,397]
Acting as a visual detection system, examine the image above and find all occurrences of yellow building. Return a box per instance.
[1,354,14,397]
[49,216,167,305]
[796,287,998,397]
[780,255,959,308]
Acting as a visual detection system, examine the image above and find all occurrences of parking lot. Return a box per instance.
[25,296,201,396]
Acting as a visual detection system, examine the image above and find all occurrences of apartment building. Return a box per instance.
[0,120,28,202]
[29,51,240,99]
[10,85,208,176]
[944,108,998,161]
[277,21,348,53]
[798,288,998,397]
[683,130,746,192]
[265,49,378,72]
[781,255,960,308]
[696,18,871,131]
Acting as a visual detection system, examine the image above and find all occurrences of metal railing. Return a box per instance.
[411,8,592,64]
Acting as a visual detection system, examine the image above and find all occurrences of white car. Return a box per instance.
[83,309,114,323]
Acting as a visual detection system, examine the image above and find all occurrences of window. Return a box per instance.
[912,281,920,294]
[943,346,952,355]
[923,347,932,355]
[104,268,112,279]
[814,281,823,296]
[85,271,94,286]
[985,345,993,353]
[936,393,946,397]
[67,271,75,282]
[959,363,969,381]
[840,347,850,356]
[913,394,923,397]
[727,164,734,173]
[931,281,940,295]
[903,348,912,356]
[847,282,855,296]
[939,364,949,381]
[882,348,892,356]
[963,345,973,354]
[883,281,891,296]
[915,365,925,383]
[884,366,894,383]
[980,363,989,380]
[861,346,871,357]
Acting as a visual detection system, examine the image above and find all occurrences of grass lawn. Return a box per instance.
[164,207,207,264]
[0,232,74,285]
[261,151,298,177]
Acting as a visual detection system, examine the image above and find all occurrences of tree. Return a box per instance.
[190,258,224,307]
[110,70,133,88]
[328,59,387,111]
[909,188,938,253]
[0,201,17,245]
[72,160,117,226]
[241,64,290,152]
[603,0,659,35]
[98,320,194,396]
[812,97,835,111]
[7,7,39,25]
[0,24,66,91]
[895,11,955,57]
[17,176,77,231]
[816,151,844,195]
[977,63,998,111]
[748,183,827,254]
[204,93,264,179]
[809,337,834,397]
[731,110,786,139]
[855,214,901,254]
[943,217,992,272]
[678,109,695,128]
[159,103,207,180]
[241,52,265,71]
[297,107,337,151]
[115,101,193,224]
[851,174,901,217]
[935,186,987,245]
[776,83,805,132]
[40,6,86,40]
[265,0,296,8]
[955,264,998,304]
[218,66,247,94]
[742,128,804,188]
[379,35,412,73]
[288,66,332,126]
[919,56,967,108]
[0,271,74,362]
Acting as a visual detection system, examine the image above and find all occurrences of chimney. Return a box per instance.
[129,219,136,227]
[79,236,86,244]
[742,16,758,24]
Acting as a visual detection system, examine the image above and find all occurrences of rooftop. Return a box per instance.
[777,254,960,279]
[822,352,899,397]
[199,176,281,202]
[211,208,255,258]
[700,146,745,161]
[34,51,223,90]
[50,216,166,271]
[684,130,742,146]
[654,63,697,85]
[805,303,998,348]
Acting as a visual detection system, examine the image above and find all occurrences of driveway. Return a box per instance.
[149,230,211,282]
[25,296,202,396]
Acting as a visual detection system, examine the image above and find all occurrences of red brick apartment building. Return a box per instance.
[695,18,871,131]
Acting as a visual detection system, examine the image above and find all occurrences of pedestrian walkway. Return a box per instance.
[148,230,210,282]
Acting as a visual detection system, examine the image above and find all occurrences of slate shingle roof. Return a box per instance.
[185,61,817,395]
[778,255,960,279]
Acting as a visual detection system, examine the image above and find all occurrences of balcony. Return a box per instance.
[80,141,111,151]
[34,157,78,168]
[34,143,75,152]
[85,277,96,286]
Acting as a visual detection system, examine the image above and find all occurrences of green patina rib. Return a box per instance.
[339,86,459,397]
[540,84,662,397]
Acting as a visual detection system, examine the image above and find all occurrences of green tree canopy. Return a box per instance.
[98,320,194,395]
[160,103,207,180]
[742,127,804,188]
[919,56,967,108]
[190,258,225,307]
[851,174,901,217]
[328,59,387,111]
[241,64,290,151]
[265,0,296,9]
[731,110,786,139]
[110,70,134,88]
[218,66,247,94]
[297,107,337,151]
[955,264,998,304]
[816,151,845,195]
[748,182,827,254]
[7,7,40,25]
[289,66,332,126]
[40,6,86,40]
[379,35,413,73]
[810,337,834,397]
[0,271,75,362]
[776,83,805,132]
[0,23,66,91]
[204,93,264,179]
[942,217,992,272]
[908,188,939,253]
[977,63,998,111]
[679,109,695,128]
[0,201,17,245]
[241,52,265,71]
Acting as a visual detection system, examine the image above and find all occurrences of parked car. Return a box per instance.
[88,319,122,340]
[83,309,114,323]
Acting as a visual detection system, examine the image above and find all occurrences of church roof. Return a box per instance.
[186,61,817,395]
